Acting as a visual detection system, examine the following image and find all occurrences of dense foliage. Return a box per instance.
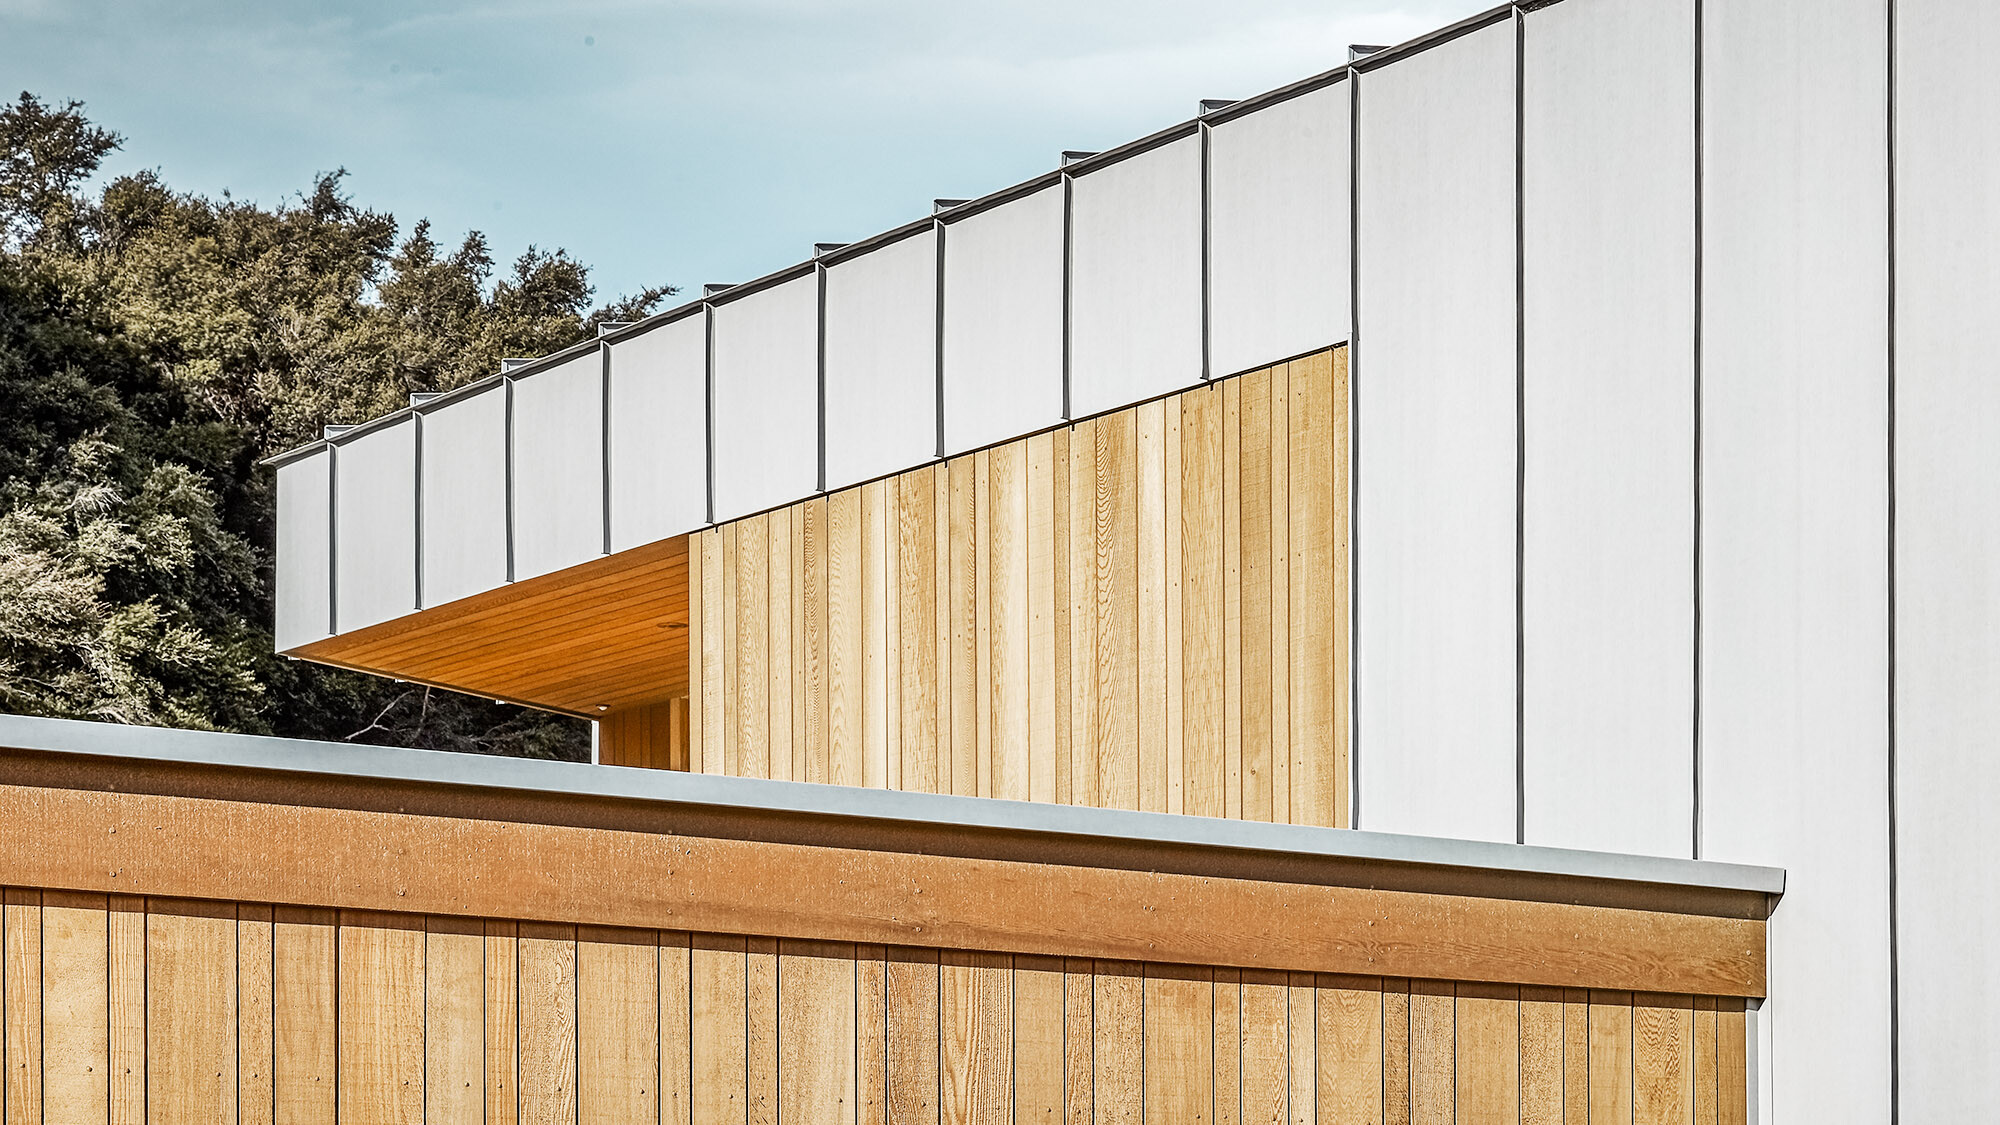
[0,92,674,757]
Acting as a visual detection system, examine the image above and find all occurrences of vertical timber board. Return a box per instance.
[427,915,485,1125]
[1329,348,1352,827]
[687,531,706,773]
[1221,377,1244,822]
[778,940,858,1125]
[4,889,41,1124]
[1062,960,1093,1125]
[1408,980,1452,1125]
[699,529,726,774]
[989,441,1031,803]
[1518,987,1564,1125]
[108,896,145,1125]
[1015,955,1066,1122]
[1586,991,1633,1124]
[151,900,238,1125]
[1286,975,1312,1125]
[42,892,109,1123]
[274,908,337,1125]
[336,912,422,1125]
[1455,983,1518,1125]
[899,470,942,795]
[886,948,940,1125]
[1096,412,1140,812]
[863,480,893,792]
[767,513,796,784]
[519,922,578,1125]
[1239,970,1288,1125]
[1136,399,1171,816]
[578,927,661,1125]
[828,488,866,789]
[1716,1001,1746,1125]
[974,451,995,798]
[1382,980,1412,1125]
[1631,994,1692,1125]
[1164,396,1184,817]
[1317,974,1382,1124]
[1181,383,1226,820]
[1691,996,1716,1125]
[1561,991,1588,1125]
[1144,964,1213,1123]
[661,933,694,1125]
[803,498,831,787]
[858,944,888,1125]
[1287,350,1339,829]
[1092,962,1142,1125]
[1212,970,1241,1125]
[932,469,956,801]
[947,455,979,799]
[736,514,770,780]
[1238,365,1274,822]
[238,904,274,1125]
[1066,421,1100,809]
[1051,426,1072,807]
[1026,433,1061,806]
[940,951,1010,1125]
[484,921,520,1125]
[720,521,742,777]
[691,936,747,1125]
[746,939,778,1125]
[1266,365,1292,825]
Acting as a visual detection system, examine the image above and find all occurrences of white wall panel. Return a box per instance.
[510,351,604,579]
[1700,0,1891,1119]
[1208,82,1351,379]
[1353,19,1517,844]
[711,273,820,522]
[1896,0,2000,1113]
[941,185,1065,455]
[1068,135,1205,419]
[607,313,708,551]
[274,450,331,652]
[332,418,417,632]
[419,385,509,607]
[1521,0,1695,858]
[824,228,938,490]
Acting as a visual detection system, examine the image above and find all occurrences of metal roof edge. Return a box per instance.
[1350,1,1518,74]
[0,714,1785,899]
[702,258,819,308]
[1200,65,1350,127]
[815,216,936,267]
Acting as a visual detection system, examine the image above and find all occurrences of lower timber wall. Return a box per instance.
[0,893,1747,1124]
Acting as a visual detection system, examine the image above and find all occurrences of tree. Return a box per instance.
[0,92,675,757]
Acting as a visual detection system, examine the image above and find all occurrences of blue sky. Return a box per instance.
[5,0,1484,306]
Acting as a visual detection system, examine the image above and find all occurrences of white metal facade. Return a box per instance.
[263,0,2000,1112]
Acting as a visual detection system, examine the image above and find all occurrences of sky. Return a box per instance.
[3,0,1487,307]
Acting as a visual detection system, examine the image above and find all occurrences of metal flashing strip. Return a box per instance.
[0,714,1784,899]
[1350,2,1517,74]
[701,259,818,308]
[933,170,1066,227]
[1199,66,1349,128]
[1059,119,1202,179]
[814,215,935,267]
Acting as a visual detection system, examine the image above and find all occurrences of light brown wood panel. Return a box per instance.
[42,891,109,1123]
[899,470,942,796]
[779,940,859,1125]
[579,927,660,1125]
[484,920,521,1125]
[1066,421,1100,810]
[1027,433,1061,805]
[4,888,42,1124]
[427,916,485,1125]
[1239,364,1275,824]
[948,454,979,800]
[941,951,1011,1125]
[661,932,694,1125]
[274,908,337,1125]
[863,480,893,791]
[1222,376,1245,823]
[1095,411,1141,813]
[1144,964,1213,1123]
[887,948,941,1125]
[0,894,1761,1125]
[338,911,422,1125]
[1136,398,1170,815]
[1182,383,1226,820]
[108,896,145,1125]
[990,440,1031,804]
[239,904,275,1125]
[768,512,796,784]
[152,899,238,1125]
[974,451,995,800]
[829,487,866,791]
[519,922,579,1125]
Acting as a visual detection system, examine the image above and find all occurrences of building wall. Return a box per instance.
[665,349,1347,826]
[0,889,1746,1124]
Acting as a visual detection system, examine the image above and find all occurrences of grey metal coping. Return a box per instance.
[0,714,1783,898]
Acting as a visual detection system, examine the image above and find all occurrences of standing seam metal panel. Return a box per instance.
[419,385,510,609]
[1894,0,2000,1114]
[1520,0,1697,859]
[510,351,607,580]
[823,229,939,491]
[1207,81,1352,380]
[710,274,821,523]
[1353,19,1519,846]
[331,417,418,632]
[607,314,710,552]
[941,185,1067,456]
[1067,136,1206,420]
[274,451,333,651]
[1699,0,1893,1119]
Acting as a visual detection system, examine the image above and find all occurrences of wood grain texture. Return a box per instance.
[338,912,422,1125]
[1287,975,1313,1125]
[1456,982,1520,1125]
[1144,964,1213,1124]
[1063,959,1093,1125]
[661,932,694,1125]
[274,908,337,1125]
[1212,969,1242,1125]
[691,936,748,1125]
[887,948,941,1125]
[519,922,579,1125]
[745,938,778,1125]
[4,889,41,1125]
[579,926,660,1125]
[484,920,520,1125]
[1518,987,1565,1125]
[42,891,109,1124]
[859,944,888,1125]
[108,897,145,1125]
[941,951,1010,1125]
[1318,974,1382,1124]
[152,900,238,1125]
[1239,970,1288,1125]
[778,940,858,1125]
[1632,993,1692,1125]
[1587,991,1634,1125]
[1093,961,1142,1125]
[239,904,275,1125]
[1409,980,1452,1125]
[1015,955,1065,1122]
[426,916,485,1125]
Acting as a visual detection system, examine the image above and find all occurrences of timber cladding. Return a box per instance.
[673,348,1349,825]
[0,893,1748,1123]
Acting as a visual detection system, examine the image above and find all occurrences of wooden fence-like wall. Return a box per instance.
[657,348,1348,826]
[0,890,1744,1125]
